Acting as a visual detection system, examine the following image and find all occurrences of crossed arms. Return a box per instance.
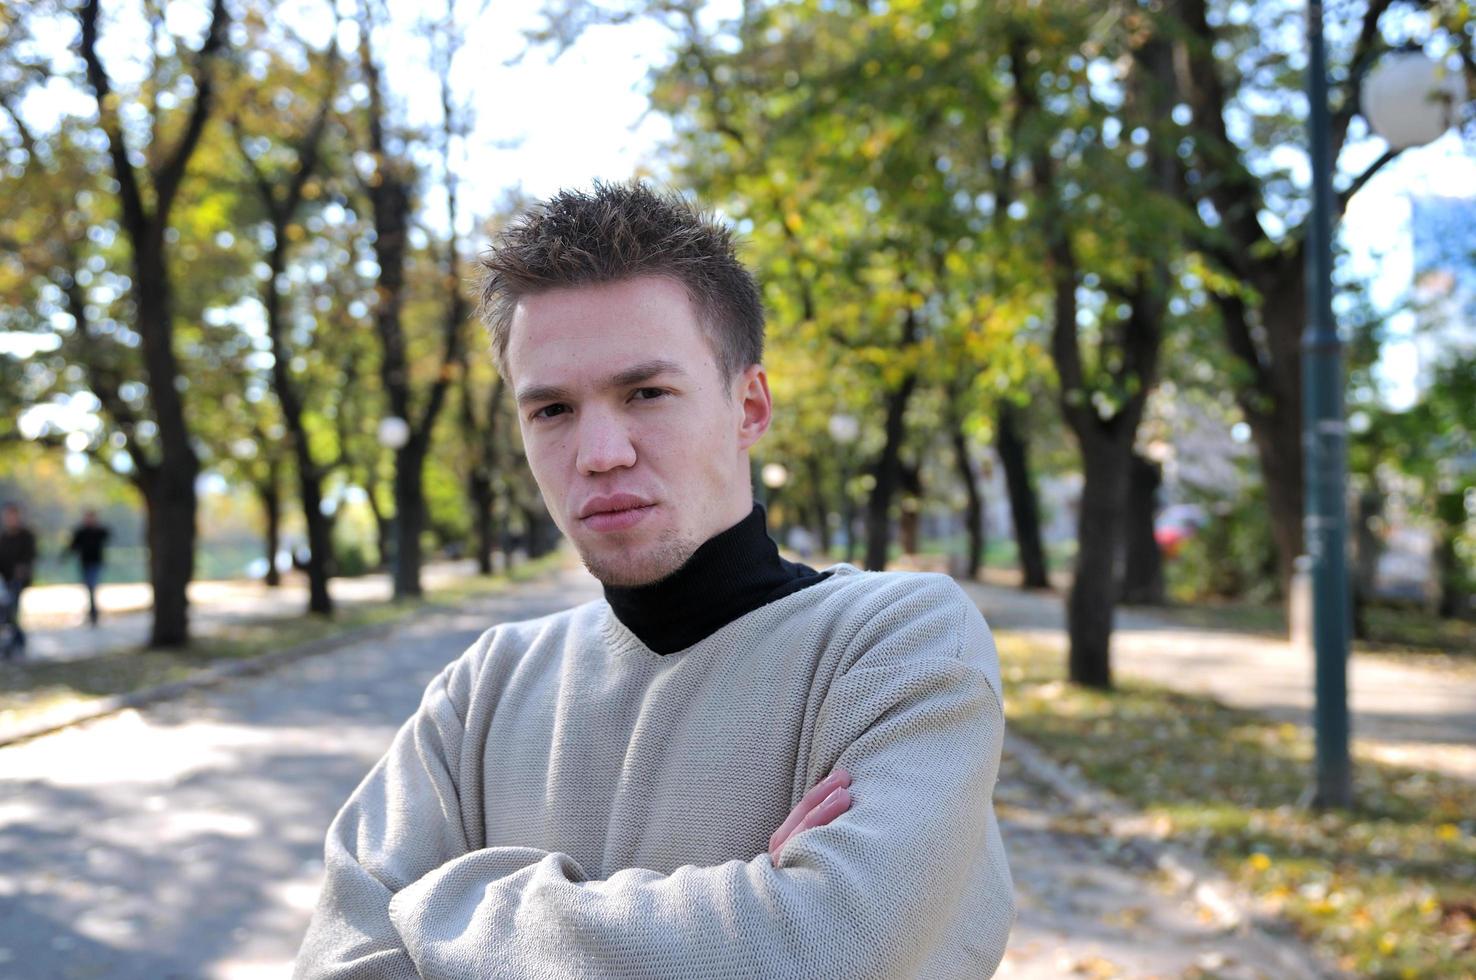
[294,594,1013,980]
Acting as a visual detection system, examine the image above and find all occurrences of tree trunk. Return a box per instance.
[142,465,197,648]
[392,440,427,598]
[260,467,281,588]
[1233,289,1306,597]
[137,248,199,649]
[261,234,334,614]
[864,310,920,571]
[499,487,518,572]
[863,376,914,570]
[996,403,1050,589]
[897,463,922,557]
[298,474,334,615]
[805,455,832,556]
[1351,486,1382,639]
[364,469,390,571]
[1068,441,1133,688]
[949,413,985,581]
[1436,490,1470,620]
[471,475,495,575]
[1119,452,1165,605]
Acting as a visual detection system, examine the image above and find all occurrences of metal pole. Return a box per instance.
[1304,0,1353,809]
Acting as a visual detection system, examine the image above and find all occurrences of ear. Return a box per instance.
[733,364,772,452]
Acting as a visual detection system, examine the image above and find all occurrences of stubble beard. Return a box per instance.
[577,523,697,588]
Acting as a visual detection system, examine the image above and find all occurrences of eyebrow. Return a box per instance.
[515,358,690,406]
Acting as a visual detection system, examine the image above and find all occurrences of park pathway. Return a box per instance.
[10,561,486,664]
[961,578,1476,782]
[0,563,1319,979]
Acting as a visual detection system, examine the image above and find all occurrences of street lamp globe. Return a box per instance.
[377,415,411,450]
[761,462,789,490]
[1362,51,1465,149]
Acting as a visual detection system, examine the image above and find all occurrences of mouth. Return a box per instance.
[578,499,657,533]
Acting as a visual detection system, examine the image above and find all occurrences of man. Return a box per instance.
[295,183,1013,979]
[68,509,111,627]
[0,502,38,660]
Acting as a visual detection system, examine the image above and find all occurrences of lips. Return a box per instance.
[577,493,655,519]
[577,494,657,533]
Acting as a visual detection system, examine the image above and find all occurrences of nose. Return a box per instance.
[575,410,637,476]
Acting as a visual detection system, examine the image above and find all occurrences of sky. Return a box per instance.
[1342,133,1476,408]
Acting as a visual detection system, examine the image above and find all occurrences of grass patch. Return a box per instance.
[1146,600,1476,662]
[998,633,1476,978]
[0,554,565,733]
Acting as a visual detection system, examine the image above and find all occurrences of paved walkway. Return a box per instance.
[9,561,488,664]
[962,579,1476,782]
[0,565,1324,979]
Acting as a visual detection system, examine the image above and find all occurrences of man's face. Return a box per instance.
[1,508,18,531]
[506,276,771,587]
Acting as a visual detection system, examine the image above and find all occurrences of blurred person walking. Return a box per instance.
[0,502,38,659]
[68,509,111,627]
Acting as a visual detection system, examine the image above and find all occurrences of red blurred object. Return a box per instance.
[1154,504,1208,559]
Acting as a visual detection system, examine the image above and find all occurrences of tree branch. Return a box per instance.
[153,0,230,223]
[1338,146,1399,214]
[230,117,285,226]
[1171,0,1269,265]
[79,0,151,237]
[0,91,37,160]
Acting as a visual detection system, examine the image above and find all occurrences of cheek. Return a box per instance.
[520,430,565,493]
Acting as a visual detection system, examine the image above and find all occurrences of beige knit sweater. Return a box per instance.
[294,565,1014,979]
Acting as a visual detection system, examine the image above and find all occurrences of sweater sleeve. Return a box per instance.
[383,580,1014,980]
[293,634,489,980]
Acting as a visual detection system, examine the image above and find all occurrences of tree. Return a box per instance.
[995,400,1052,589]
[0,1,232,645]
[1164,0,1475,594]
[1006,2,1188,686]
[230,16,343,614]
[351,0,470,599]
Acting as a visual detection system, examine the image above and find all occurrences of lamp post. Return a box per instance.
[828,413,860,563]
[1304,29,1461,808]
[377,416,410,595]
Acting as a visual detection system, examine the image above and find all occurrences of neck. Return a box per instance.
[602,504,828,655]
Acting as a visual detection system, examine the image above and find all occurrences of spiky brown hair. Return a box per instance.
[474,181,765,383]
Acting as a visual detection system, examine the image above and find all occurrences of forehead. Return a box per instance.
[505,276,716,378]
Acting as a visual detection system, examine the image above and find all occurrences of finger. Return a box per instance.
[771,786,852,866]
[769,770,847,854]
[768,768,851,854]
[791,785,851,838]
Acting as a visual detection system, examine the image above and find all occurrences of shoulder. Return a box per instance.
[433,600,603,700]
[811,568,1002,703]
[808,566,982,642]
[821,566,973,613]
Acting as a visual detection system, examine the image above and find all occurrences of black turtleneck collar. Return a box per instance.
[603,504,831,655]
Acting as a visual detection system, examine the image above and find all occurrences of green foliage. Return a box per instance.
[1166,482,1281,603]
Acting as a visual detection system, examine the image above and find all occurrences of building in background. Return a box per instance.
[1409,195,1476,383]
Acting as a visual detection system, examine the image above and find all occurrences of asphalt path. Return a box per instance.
[0,568,595,980]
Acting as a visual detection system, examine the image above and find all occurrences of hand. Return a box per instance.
[768,768,852,868]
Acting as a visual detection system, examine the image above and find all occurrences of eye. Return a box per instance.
[631,387,668,402]
[530,403,569,421]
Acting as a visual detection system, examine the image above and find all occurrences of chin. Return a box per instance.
[578,530,694,587]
